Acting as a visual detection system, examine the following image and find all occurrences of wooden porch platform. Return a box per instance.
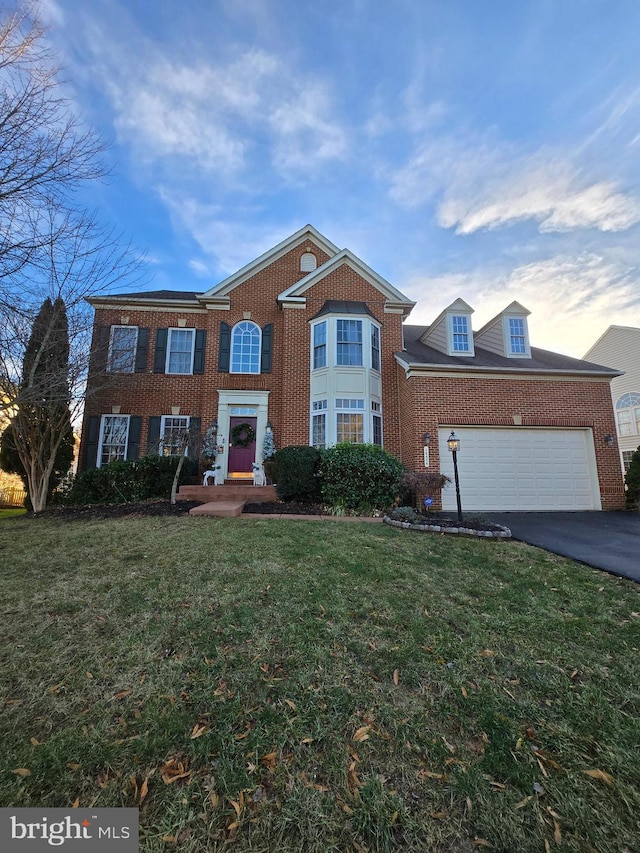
[179,483,277,518]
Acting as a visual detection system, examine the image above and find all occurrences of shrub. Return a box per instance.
[398,470,451,509]
[65,456,193,505]
[389,506,421,523]
[624,445,640,509]
[275,446,322,502]
[319,444,404,512]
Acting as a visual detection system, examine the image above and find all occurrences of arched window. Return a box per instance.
[300,252,317,272]
[616,392,640,436]
[231,321,261,374]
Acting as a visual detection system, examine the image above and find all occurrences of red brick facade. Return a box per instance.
[80,228,626,510]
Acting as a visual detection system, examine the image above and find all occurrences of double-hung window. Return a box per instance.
[166,329,195,374]
[336,319,363,366]
[508,318,527,354]
[451,315,470,352]
[313,322,327,369]
[160,415,191,456]
[231,321,261,374]
[98,415,129,467]
[108,326,137,373]
[371,324,381,371]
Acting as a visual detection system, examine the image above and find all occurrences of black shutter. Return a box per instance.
[188,417,201,475]
[194,330,206,374]
[83,415,100,470]
[126,416,142,461]
[153,329,168,373]
[218,322,231,372]
[135,328,150,373]
[147,416,161,455]
[91,325,110,374]
[261,323,273,373]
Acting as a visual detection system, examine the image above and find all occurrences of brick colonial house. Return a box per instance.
[80,225,625,511]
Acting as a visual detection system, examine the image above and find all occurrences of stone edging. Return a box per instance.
[382,516,512,539]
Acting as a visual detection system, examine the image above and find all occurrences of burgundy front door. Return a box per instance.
[228,417,257,473]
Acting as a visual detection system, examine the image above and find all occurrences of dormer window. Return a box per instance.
[301,252,317,272]
[451,315,470,353]
[504,315,531,357]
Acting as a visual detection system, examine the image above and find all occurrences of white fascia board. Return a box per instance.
[278,249,415,310]
[87,295,203,311]
[201,225,340,299]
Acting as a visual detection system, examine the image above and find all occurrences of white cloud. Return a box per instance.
[403,253,640,357]
[90,34,347,182]
[390,137,640,235]
[159,191,300,276]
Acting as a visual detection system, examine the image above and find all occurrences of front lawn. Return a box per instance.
[0,515,638,852]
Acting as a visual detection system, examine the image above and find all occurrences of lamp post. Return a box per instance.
[447,431,463,523]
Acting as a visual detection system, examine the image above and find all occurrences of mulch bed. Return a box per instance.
[20,502,503,532]
[23,500,203,521]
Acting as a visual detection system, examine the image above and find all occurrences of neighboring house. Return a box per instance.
[80,225,625,511]
[584,326,640,475]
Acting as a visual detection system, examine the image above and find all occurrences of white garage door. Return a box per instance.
[438,427,601,511]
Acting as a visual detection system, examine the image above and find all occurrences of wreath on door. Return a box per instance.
[231,422,256,448]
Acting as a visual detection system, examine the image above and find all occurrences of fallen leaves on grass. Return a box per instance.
[583,768,614,784]
[12,768,30,777]
[353,726,370,742]
[189,722,209,739]
[160,758,191,785]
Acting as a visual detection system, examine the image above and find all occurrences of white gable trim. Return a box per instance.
[278,249,415,315]
[199,225,339,300]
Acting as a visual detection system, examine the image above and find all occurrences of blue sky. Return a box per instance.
[41,0,640,356]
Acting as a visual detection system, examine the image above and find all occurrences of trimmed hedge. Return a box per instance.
[319,443,404,512]
[275,446,322,502]
[64,456,193,505]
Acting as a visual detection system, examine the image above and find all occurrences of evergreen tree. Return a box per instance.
[6,297,74,512]
[624,445,640,509]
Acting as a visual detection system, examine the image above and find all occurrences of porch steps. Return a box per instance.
[178,484,277,503]
[180,483,277,518]
[189,500,245,518]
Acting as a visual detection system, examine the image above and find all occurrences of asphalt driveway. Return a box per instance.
[485,511,640,583]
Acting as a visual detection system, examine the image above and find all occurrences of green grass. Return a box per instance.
[0,508,26,519]
[1,515,638,852]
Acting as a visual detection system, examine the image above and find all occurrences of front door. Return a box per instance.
[228,417,257,473]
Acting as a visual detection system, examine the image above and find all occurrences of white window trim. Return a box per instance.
[166,327,196,375]
[335,318,364,367]
[503,315,531,358]
[108,325,138,373]
[371,322,381,372]
[97,414,130,468]
[447,313,474,357]
[230,320,262,375]
[311,320,328,370]
[160,414,191,456]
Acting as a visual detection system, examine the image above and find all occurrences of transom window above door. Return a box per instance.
[231,321,261,374]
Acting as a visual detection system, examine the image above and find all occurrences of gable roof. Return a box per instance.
[475,301,531,337]
[583,324,640,359]
[200,224,340,301]
[278,249,415,315]
[398,324,622,377]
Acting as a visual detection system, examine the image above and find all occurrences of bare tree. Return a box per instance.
[0,5,143,508]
